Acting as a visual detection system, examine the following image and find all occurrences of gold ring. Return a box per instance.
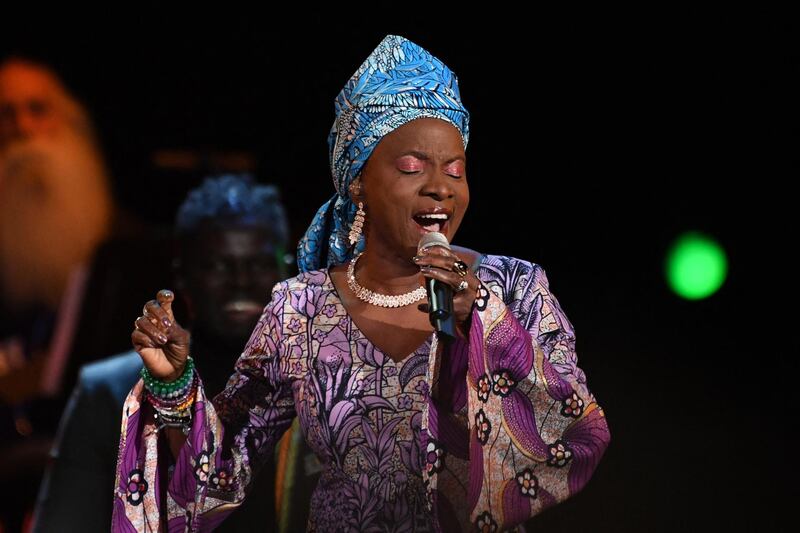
[453,260,469,277]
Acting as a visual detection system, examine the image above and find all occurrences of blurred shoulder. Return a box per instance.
[78,350,142,403]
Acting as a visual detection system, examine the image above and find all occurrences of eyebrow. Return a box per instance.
[398,151,466,164]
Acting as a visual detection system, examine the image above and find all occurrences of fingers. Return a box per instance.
[134,315,169,346]
[416,248,477,297]
[136,290,188,347]
[419,265,476,293]
[413,250,463,272]
[416,245,455,259]
[143,299,172,329]
[156,289,176,323]
[131,328,157,351]
[418,267,478,326]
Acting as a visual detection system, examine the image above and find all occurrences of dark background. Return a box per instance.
[3,10,795,532]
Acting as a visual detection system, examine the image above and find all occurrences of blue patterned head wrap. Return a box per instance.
[296,35,470,272]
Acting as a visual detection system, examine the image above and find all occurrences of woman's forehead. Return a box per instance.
[375,118,465,155]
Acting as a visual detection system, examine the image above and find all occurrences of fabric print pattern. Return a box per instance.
[112,256,610,531]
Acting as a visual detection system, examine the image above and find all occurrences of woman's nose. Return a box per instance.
[421,169,455,200]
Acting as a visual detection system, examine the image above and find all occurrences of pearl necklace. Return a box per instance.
[347,253,427,308]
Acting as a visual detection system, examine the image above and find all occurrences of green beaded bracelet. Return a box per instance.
[140,357,195,394]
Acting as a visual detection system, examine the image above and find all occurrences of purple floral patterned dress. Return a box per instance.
[112,255,610,532]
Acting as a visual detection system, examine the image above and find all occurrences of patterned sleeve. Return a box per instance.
[112,282,296,532]
[465,260,611,530]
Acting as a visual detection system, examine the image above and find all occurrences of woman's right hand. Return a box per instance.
[132,289,191,382]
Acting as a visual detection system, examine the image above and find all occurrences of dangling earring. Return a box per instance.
[349,202,365,246]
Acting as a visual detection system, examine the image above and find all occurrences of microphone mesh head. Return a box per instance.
[418,231,450,253]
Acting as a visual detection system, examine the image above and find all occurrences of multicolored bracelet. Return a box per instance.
[153,408,193,435]
[141,358,197,425]
[148,380,197,411]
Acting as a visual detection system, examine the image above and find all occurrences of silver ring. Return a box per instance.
[456,279,469,293]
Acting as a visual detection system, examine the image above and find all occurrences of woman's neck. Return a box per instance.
[356,244,421,294]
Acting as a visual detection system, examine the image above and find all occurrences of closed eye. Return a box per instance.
[444,161,465,178]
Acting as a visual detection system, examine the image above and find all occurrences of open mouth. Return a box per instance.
[412,212,451,234]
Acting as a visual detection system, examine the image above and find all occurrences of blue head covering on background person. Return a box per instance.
[297,35,470,273]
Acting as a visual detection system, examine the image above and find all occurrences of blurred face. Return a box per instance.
[356,117,469,258]
[178,223,284,344]
[0,61,68,147]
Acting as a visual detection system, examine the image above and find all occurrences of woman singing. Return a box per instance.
[116,35,610,532]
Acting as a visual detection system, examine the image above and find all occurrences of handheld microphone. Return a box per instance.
[418,232,457,343]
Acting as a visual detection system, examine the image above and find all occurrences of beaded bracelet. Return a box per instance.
[141,373,193,398]
[148,380,197,413]
[141,358,197,423]
[146,384,196,432]
[140,357,195,395]
[154,408,193,435]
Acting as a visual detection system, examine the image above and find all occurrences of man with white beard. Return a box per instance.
[0,57,113,317]
[0,57,114,531]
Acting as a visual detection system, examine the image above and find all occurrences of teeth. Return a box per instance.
[417,213,449,220]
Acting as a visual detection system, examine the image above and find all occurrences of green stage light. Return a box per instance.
[666,232,728,300]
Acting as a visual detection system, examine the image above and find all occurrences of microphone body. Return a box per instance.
[418,232,457,343]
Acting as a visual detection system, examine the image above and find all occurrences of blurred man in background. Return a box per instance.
[34,175,289,531]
